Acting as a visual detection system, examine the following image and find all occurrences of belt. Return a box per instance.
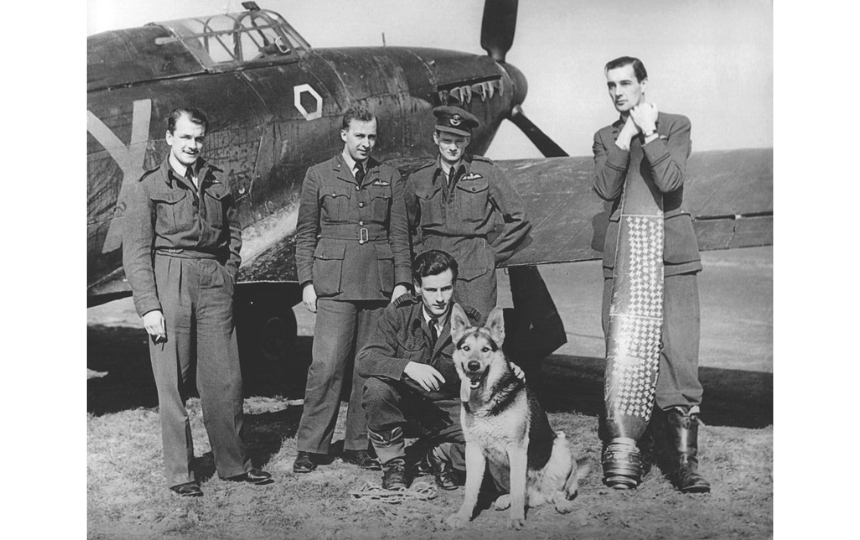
[319,224,388,244]
[154,248,219,260]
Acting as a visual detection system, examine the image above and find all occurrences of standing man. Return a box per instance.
[593,56,710,493]
[122,107,272,497]
[292,106,411,474]
[357,250,481,490]
[405,106,532,318]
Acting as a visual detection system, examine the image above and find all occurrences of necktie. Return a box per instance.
[429,323,438,349]
[354,162,365,185]
[185,166,198,191]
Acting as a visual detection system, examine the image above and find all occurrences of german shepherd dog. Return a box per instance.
[446,305,579,530]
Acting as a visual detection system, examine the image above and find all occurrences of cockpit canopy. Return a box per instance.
[154,8,310,67]
[87,8,312,91]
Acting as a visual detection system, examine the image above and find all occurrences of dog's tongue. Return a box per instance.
[460,377,472,402]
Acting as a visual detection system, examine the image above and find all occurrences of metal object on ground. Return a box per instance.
[348,481,437,503]
[604,143,664,443]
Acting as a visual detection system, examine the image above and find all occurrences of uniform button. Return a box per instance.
[359,202,365,208]
[359,221,364,226]
[359,240,365,245]
[355,185,360,191]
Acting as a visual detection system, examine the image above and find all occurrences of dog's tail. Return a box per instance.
[557,432,591,500]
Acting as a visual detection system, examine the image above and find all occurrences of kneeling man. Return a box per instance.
[357,250,481,490]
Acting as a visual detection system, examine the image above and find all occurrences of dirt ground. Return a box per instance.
[87,248,773,539]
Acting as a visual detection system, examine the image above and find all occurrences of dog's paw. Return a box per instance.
[494,494,511,511]
[507,517,526,530]
[554,498,576,514]
[445,513,468,529]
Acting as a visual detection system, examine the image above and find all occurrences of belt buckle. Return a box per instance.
[359,227,369,244]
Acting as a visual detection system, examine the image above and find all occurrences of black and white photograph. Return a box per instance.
[81,0,786,538]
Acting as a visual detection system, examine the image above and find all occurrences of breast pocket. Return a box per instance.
[320,185,352,222]
[396,332,427,362]
[416,186,443,227]
[151,191,189,235]
[455,178,489,223]
[203,188,228,229]
[368,185,392,222]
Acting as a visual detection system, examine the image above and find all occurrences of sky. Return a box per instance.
[86,0,772,159]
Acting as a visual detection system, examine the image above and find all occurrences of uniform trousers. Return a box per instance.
[601,272,704,411]
[453,270,496,323]
[297,298,386,454]
[149,254,250,487]
[362,377,466,471]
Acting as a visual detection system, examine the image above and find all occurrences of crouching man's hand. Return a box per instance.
[511,362,525,381]
[403,362,445,392]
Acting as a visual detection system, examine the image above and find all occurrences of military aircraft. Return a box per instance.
[87,1,772,368]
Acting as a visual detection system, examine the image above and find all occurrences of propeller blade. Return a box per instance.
[481,0,518,63]
[508,105,568,158]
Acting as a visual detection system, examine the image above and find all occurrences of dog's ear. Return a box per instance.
[486,307,505,348]
[450,303,471,344]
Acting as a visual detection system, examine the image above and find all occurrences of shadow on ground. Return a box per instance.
[87,325,312,415]
[88,325,772,428]
[536,354,773,428]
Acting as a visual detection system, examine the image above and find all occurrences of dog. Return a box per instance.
[446,304,579,530]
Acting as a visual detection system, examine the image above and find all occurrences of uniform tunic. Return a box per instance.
[405,155,531,317]
[294,154,411,454]
[592,112,704,410]
[122,157,250,487]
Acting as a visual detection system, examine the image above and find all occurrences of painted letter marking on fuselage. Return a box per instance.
[87,99,152,253]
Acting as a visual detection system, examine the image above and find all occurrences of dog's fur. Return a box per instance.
[446,304,579,530]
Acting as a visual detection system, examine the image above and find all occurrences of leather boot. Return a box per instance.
[665,407,711,493]
[638,414,657,479]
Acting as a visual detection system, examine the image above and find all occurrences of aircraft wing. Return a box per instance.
[498,147,773,267]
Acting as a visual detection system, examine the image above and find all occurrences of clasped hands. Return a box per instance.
[616,102,658,150]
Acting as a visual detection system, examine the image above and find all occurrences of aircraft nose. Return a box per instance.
[502,62,528,108]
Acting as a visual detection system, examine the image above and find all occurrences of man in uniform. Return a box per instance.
[357,250,482,490]
[292,106,412,474]
[122,107,272,497]
[404,106,532,318]
[592,56,710,493]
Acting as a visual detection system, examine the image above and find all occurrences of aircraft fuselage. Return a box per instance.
[87,13,525,303]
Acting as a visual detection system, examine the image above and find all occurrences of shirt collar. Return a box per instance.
[168,153,194,178]
[166,154,204,189]
[341,150,367,174]
[435,155,470,183]
[422,305,449,332]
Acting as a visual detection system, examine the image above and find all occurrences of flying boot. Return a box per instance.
[368,427,411,490]
[638,412,658,480]
[665,406,711,493]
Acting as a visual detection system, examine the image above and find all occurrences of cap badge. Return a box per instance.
[450,114,462,126]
